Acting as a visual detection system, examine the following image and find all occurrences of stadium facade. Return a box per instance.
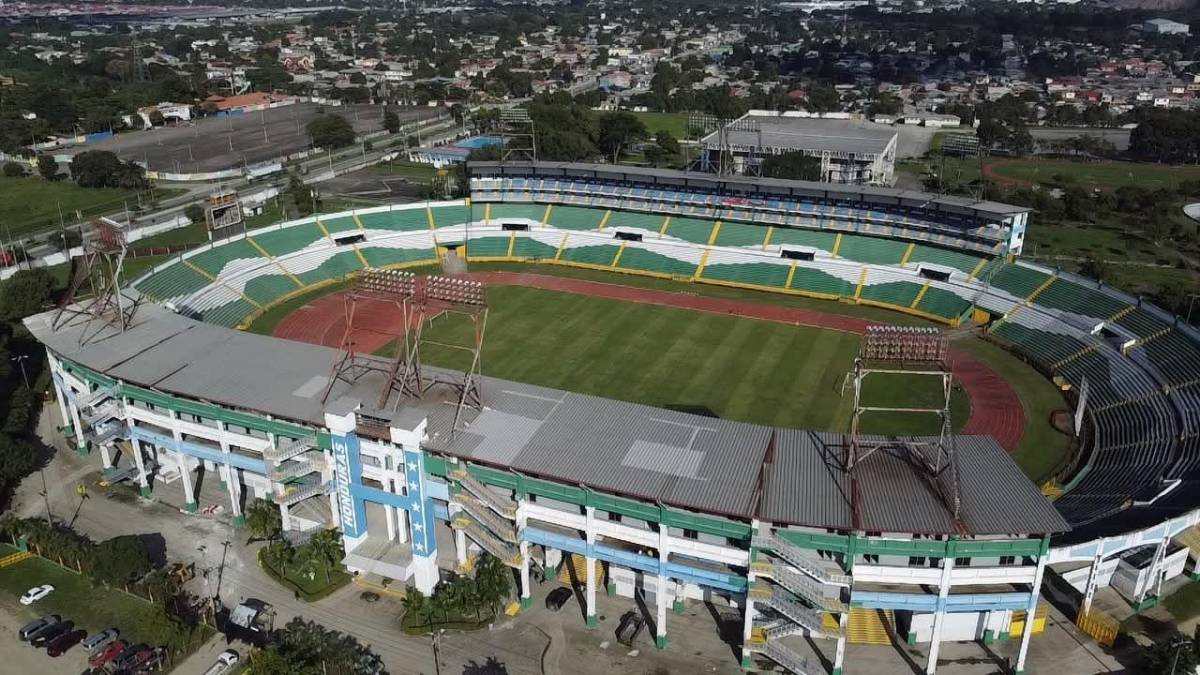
[28,162,1200,675]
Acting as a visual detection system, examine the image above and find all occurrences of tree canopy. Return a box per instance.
[306,113,356,150]
[69,151,148,189]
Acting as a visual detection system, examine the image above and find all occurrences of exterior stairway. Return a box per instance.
[747,638,816,675]
[753,533,852,586]
[453,493,518,543]
[847,607,894,645]
[269,456,325,481]
[750,581,838,638]
[76,385,115,410]
[752,560,846,612]
[264,435,318,463]
[450,467,517,518]
[273,480,327,506]
[82,399,121,426]
[451,513,522,567]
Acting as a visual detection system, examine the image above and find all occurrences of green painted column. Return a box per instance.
[585,614,598,628]
[655,634,668,650]
[606,581,616,596]
[183,501,198,513]
[232,514,246,528]
[673,597,685,614]
[140,485,153,498]
[520,596,531,610]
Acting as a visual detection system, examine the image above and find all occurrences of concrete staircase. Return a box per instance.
[558,554,603,585]
[451,513,522,567]
[273,480,326,507]
[747,639,817,675]
[450,467,517,518]
[752,560,846,612]
[848,607,894,645]
[269,456,325,481]
[752,533,851,586]
[453,493,518,543]
[264,436,318,463]
[750,581,837,638]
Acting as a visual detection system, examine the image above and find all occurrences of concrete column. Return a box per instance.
[518,499,530,609]
[655,574,669,649]
[384,476,397,542]
[68,395,87,455]
[455,528,468,565]
[131,436,151,497]
[327,492,339,528]
[741,526,758,670]
[584,505,597,626]
[177,452,197,512]
[545,547,562,573]
[394,503,409,543]
[1152,531,1172,602]
[926,554,956,675]
[833,610,849,675]
[53,380,71,433]
[1081,548,1105,614]
[227,466,244,527]
[1015,551,1049,675]
[99,442,113,472]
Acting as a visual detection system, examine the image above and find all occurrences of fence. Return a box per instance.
[1075,607,1119,647]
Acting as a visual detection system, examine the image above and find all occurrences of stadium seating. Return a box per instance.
[320,214,359,236]
[915,286,972,321]
[907,244,985,275]
[665,217,717,245]
[489,203,545,223]
[788,264,856,298]
[547,205,605,231]
[1034,277,1128,321]
[713,220,769,248]
[358,208,432,232]
[617,244,697,277]
[982,263,1051,300]
[836,235,908,266]
[431,205,470,228]
[466,236,512,258]
[250,223,328,256]
[560,244,622,267]
[187,239,263,277]
[134,262,212,302]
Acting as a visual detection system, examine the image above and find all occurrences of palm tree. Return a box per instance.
[401,587,427,629]
[304,529,344,584]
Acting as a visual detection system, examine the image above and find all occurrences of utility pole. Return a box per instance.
[11,354,29,388]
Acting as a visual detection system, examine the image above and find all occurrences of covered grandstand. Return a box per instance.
[26,162,1200,675]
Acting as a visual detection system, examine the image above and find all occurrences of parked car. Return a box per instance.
[20,584,55,605]
[203,649,239,675]
[89,639,128,669]
[545,587,573,611]
[18,615,59,641]
[615,610,645,647]
[125,647,157,672]
[31,620,73,648]
[46,629,87,657]
[82,628,119,653]
[23,616,64,644]
[112,643,148,671]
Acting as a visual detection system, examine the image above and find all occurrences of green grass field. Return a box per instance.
[0,545,211,649]
[630,112,692,139]
[0,176,180,238]
[989,159,1200,191]
[417,285,968,434]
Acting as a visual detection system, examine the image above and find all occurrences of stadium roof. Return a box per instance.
[28,304,1066,536]
[469,161,1029,219]
[700,116,898,157]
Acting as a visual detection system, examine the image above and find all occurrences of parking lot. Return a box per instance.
[59,103,440,174]
[0,607,91,673]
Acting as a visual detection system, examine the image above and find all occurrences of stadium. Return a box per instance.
[27,161,1200,675]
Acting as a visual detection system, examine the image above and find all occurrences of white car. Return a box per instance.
[19,584,54,605]
[203,649,239,675]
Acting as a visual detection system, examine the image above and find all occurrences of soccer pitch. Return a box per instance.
[418,286,969,434]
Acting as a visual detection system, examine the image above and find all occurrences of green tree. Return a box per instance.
[287,175,319,216]
[92,534,152,586]
[383,110,400,134]
[2,162,25,177]
[37,155,57,181]
[245,498,283,542]
[306,113,355,150]
[655,130,680,155]
[597,111,648,163]
[184,204,205,224]
[0,268,53,323]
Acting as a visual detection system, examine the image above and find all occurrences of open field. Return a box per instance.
[630,111,692,139]
[0,545,211,653]
[987,158,1200,191]
[0,176,173,239]
[60,103,439,174]
[417,285,968,433]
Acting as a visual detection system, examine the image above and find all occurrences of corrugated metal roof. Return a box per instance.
[28,306,1066,534]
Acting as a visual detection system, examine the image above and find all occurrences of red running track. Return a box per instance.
[272,271,1025,450]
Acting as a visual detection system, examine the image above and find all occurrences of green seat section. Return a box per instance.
[789,266,854,297]
[320,215,358,235]
[187,239,263,277]
[991,322,1089,368]
[361,246,436,268]
[295,250,364,285]
[201,299,256,328]
[836,235,907,265]
[430,205,470,228]
[908,244,983,274]
[702,262,790,288]
[607,210,665,232]
[988,264,1051,298]
[666,217,716,244]
[1142,331,1200,386]
[916,286,971,320]
[560,244,620,267]
[489,204,545,222]
[467,236,512,257]
[860,281,922,307]
[1035,278,1127,319]
[769,227,837,253]
[1115,308,1170,339]
[134,262,211,300]
[714,220,768,248]
[251,224,327,256]
[617,247,696,277]
[360,208,429,232]
[243,274,301,306]
[513,237,558,259]
[547,205,605,230]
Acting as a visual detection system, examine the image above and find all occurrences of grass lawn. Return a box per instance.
[1164,581,1200,622]
[630,112,692,139]
[257,548,352,602]
[990,158,1200,191]
[0,176,144,238]
[417,284,967,433]
[399,608,494,636]
[0,545,212,649]
[134,222,210,248]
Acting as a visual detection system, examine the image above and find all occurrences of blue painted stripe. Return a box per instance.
[131,428,268,474]
[853,590,1032,613]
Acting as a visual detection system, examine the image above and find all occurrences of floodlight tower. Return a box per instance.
[411,275,489,433]
[498,108,537,163]
[53,218,141,345]
[845,326,961,526]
